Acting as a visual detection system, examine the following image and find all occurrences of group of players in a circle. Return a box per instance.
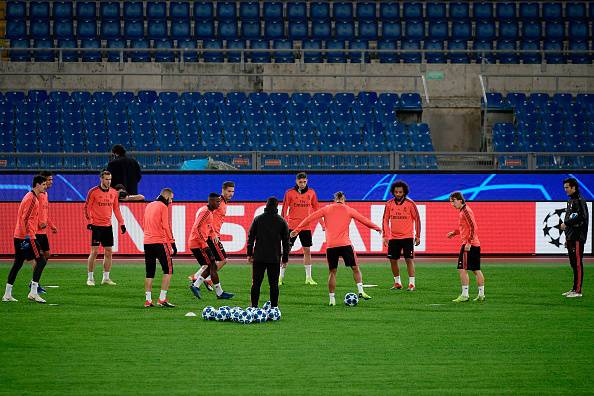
[2,171,487,307]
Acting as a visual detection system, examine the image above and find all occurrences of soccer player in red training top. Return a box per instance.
[143,188,177,308]
[382,180,421,291]
[32,171,58,294]
[84,170,126,287]
[188,193,234,300]
[190,181,235,291]
[281,172,324,286]
[447,192,485,303]
[291,191,382,306]
[2,175,49,303]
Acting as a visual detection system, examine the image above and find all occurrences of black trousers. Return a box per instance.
[8,238,47,285]
[251,261,280,308]
[567,240,585,294]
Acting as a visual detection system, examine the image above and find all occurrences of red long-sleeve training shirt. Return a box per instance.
[14,191,40,239]
[452,204,480,246]
[84,186,124,227]
[382,198,421,240]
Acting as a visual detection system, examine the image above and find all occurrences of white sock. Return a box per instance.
[5,284,13,297]
[103,272,109,281]
[30,281,38,296]
[214,283,223,297]
[462,285,469,297]
[304,265,312,279]
[159,290,167,301]
[329,293,335,304]
[88,272,94,281]
[478,286,485,297]
[409,276,416,286]
[145,291,151,301]
[280,267,286,278]
[394,276,401,284]
[193,276,205,288]
[206,275,211,281]
[357,283,364,294]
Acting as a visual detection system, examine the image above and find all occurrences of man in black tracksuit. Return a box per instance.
[247,197,290,308]
[560,177,589,298]
[106,144,142,195]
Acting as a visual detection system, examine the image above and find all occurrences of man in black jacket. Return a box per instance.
[106,145,142,195]
[560,177,589,298]
[247,197,290,308]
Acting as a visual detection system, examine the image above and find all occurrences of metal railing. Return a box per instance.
[1,151,592,171]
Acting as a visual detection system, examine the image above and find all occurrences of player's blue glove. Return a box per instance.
[20,236,31,251]
[120,225,127,234]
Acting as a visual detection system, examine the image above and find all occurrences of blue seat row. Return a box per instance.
[8,1,594,22]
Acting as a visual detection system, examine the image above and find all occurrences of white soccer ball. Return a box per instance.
[240,310,254,324]
[267,307,281,321]
[202,306,217,320]
[253,308,268,323]
[231,307,243,322]
[216,306,231,321]
[262,301,272,310]
[344,292,359,306]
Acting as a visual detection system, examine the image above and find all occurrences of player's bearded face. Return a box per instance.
[102,176,112,189]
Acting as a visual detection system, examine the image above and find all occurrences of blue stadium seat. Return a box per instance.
[451,20,471,40]
[380,2,399,20]
[400,93,422,111]
[335,21,354,40]
[542,3,562,20]
[567,3,586,19]
[241,20,261,39]
[401,39,421,63]
[476,20,495,41]
[10,38,30,61]
[76,2,96,19]
[93,92,113,105]
[148,19,167,39]
[81,39,101,62]
[170,1,190,19]
[424,40,445,63]
[130,39,150,62]
[326,40,346,63]
[177,39,198,62]
[265,19,284,39]
[520,40,541,64]
[310,2,330,20]
[124,19,144,39]
[124,2,143,20]
[154,39,175,62]
[217,2,237,19]
[53,19,74,39]
[218,19,238,39]
[28,90,47,103]
[377,40,398,63]
[499,20,518,41]
[7,1,26,19]
[53,1,73,18]
[473,2,493,19]
[312,20,331,40]
[448,40,469,63]
[482,92,507,110]
[49,91,70,102]
[288,20,307,40]
[287,2,306,21]
[568,20,588,41]
[32,39,54,62]
[30,19,50,40]
[450,2,470,19]
[403,2,423,19]
[250,39,271,63]
[349,39,369,63]
[100,20,121,40]
[273,39,294,63]
[519,2,540,19]
[505,92,526,108]
[474,40,495,64]
[356,2,376,20]
[359,21,378,40]
[303,39,322,63]
[522,21,542,41]
[100,2,120,20]
[114,92,135,103]
[426,2,446,20]
[158,92,179,104]
[333,2,354,21]
[428,20,448,40]
[544,21,564,41]
[569,40,591,64]
[544,40,565,64]
[497,40,518,64]
[405,20,424,40]
[203,39,224,62]
[263,2,283,20]
[240,2,259,20]
[6,91,26,104]
[382,21,402,39]
[194,2,213,19]
[6,19,27,39]
[171,20,191,40]
[147,1,166,19]
[496,2,516,19]
[195,20,215,39]
[30,1,50,19]
[77,19,97,39]
[226,39,245,63]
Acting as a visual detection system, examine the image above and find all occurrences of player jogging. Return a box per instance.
[32,170,58,294]
[281,172,323,285]
[143,188,177,308]
[190,181,235,291]
[84,170,126,286]
[291,191,382,306]
[382,180,420,291]
[188,193,233,300]
[2,175,49,303]
[559,177,589,298]
[447,192,485,303]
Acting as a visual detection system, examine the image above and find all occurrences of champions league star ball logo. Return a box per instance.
[542,208,566,248]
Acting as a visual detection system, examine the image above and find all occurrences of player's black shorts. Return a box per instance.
[289,229,313,248]
[326,245,357,270]
[387,238,414,260]
[91,225,114,247]
[144,243,173,278]
[191,247,216,267]
[14,238,42,261]
[207,238,227,261]
[457,245,481,271]
[35,234,50,252]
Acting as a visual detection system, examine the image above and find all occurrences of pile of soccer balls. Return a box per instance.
[202,300,281,324]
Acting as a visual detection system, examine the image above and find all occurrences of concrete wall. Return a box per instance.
[1,62,592,151]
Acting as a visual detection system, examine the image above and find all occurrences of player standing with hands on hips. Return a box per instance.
[559,177,589,298]
[447,192,485,303]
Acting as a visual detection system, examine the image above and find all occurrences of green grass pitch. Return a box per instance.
[0,260,592,395]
